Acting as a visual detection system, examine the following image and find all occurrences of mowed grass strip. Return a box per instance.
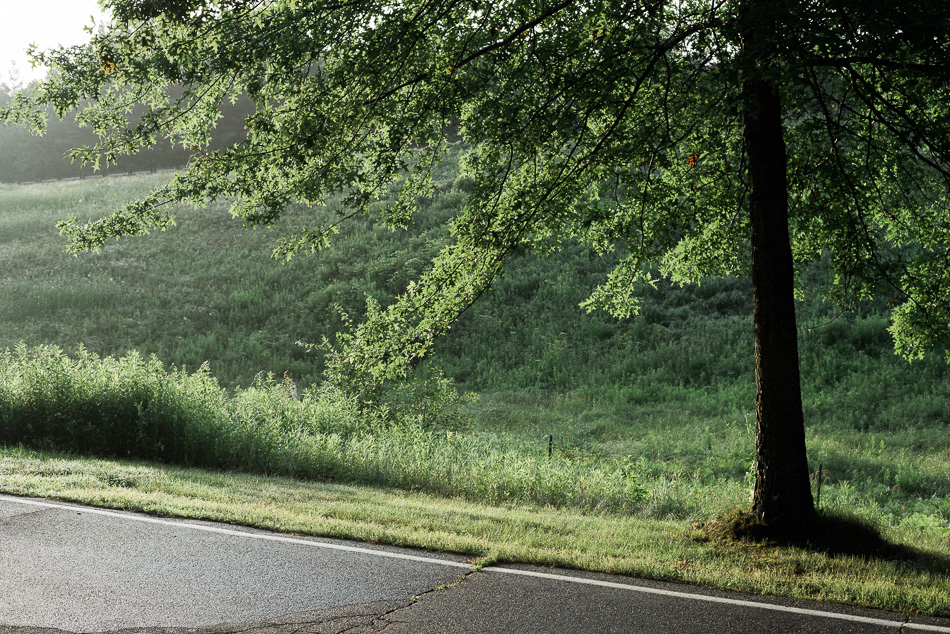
[2,446,948,618]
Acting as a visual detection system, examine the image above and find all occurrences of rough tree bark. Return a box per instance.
[741,0,817,535]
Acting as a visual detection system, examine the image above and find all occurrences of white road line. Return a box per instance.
[483,567,950,632]
[2,493,948,632]
[0,494,472,570]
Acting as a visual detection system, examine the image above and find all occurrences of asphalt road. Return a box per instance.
[1,493,949,633]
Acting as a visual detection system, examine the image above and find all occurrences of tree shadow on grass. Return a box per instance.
[695,507,950,570]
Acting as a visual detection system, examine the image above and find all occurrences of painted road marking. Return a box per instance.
[482,567,950,632]
[2,493,948,632]
[0,494,472,570]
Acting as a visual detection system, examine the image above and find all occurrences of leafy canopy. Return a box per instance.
[4,0,950,379]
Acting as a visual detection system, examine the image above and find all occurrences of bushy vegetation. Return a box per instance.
[0,344,643,512]
[0,170,948,534]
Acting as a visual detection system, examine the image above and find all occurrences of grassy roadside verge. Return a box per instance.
[2,445,948,618]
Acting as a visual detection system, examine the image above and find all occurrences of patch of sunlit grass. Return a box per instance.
[1,446,948,617]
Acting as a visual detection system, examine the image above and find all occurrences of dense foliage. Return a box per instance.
[2,1,945,357]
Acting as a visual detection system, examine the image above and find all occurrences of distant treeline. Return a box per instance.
[0,84,254,183]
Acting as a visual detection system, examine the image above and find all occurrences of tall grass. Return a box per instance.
[0,344,643,512]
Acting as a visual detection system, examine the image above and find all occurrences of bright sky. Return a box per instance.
[1,0,109,86]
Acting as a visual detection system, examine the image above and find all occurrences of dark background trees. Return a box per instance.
[0,82,254,182]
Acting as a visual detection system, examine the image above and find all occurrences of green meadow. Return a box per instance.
[1,167,949,615]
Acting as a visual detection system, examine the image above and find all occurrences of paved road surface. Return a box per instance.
[1,494,949,633]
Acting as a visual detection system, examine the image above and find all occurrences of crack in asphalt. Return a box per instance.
[342,569,480,633]
[0,600,413,634]
[0,576,476,634]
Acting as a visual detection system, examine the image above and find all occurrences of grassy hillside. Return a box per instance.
[0,171,454,386]
[0,167,948,534]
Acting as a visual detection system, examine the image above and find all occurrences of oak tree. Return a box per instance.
[5,0,950,536]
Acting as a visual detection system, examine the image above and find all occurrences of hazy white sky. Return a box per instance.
[1,0,108,86]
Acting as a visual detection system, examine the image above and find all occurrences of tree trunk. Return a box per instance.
[741,0,816,535]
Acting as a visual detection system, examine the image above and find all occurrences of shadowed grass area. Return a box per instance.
[696,507,906,560]
[1,447,949,618]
